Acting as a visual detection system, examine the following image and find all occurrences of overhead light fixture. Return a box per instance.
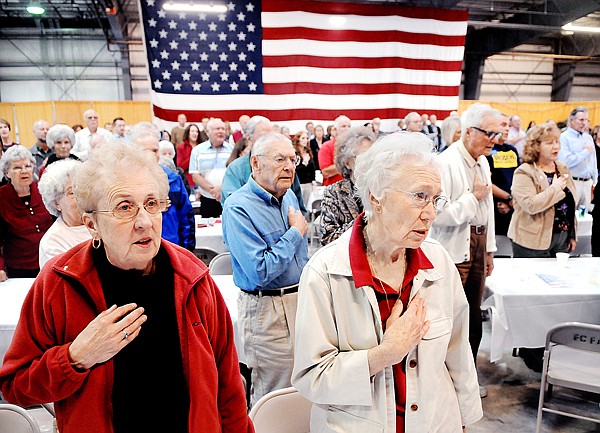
[26,5,45,15]
[162,2,227,12]
[561,22,600,34]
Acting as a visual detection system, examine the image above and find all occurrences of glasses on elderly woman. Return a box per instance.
[392,188,448,211]
[87,198,171,220]
[256,154,301,167]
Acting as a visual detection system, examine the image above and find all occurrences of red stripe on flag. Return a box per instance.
[263,28,466,47]
[263,55,462,72]
[263,83,459,96]
[153,105,453,123]
[262,0,469,22]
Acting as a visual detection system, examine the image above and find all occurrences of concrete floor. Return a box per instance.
[471,320,600,432]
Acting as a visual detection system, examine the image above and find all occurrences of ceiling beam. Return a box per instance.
[463,0,600,102]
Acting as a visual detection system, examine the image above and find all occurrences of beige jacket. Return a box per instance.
[507,161,577,250]
[292,229,482,433]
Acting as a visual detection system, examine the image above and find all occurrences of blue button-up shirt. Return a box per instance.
[559,127,597,184]
[222,176,309,291]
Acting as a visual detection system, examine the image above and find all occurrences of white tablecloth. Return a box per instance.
[482,257,600,362]
[211,274,244,364]
[0,278,35,365]
[195,216,227,254]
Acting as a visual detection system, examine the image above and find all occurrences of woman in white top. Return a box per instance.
[38,159,91,267]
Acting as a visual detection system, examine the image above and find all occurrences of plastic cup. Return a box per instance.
[556,252,569,267]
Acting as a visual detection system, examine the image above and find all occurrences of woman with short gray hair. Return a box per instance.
[41,124,79,176]
[38,159,91,267]
[293,132,482,433]
[0,145,53,280]
[0,141,252,433]
[319,125,375,245]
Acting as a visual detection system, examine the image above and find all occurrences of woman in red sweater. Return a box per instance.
[0,145,52,280]
[0,141,252,433]
[176,123,201,185]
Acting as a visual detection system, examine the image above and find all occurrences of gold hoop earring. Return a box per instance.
[92,238,102,249]
[375,205,382,213]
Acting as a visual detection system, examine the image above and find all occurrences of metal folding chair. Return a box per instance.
[209,252,232,275]
[536,322,600,432]
[249,387,312,433]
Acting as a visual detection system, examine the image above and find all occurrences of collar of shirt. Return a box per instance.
[348,213,433,291]
[566,127,584,137]
[456,139,479,168]
[248,175,285,207]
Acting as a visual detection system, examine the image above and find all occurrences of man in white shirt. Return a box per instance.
[430,103,499,398]
[505,115,526,157]
[72,109,112,160]
[189,117,232,217]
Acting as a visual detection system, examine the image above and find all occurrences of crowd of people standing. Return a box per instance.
[0,103,599,433]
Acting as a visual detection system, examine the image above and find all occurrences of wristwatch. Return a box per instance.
[506,194,513,201]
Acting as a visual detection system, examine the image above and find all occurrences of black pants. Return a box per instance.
[200,196,222,218]
[7,267,39,278]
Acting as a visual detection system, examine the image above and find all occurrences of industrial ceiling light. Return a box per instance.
[162,2,227,12]
[26,5,45,15]
[561,22,600,34]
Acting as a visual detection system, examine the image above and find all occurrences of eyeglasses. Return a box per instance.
[10,164,34,172]
[471,126,502,140]
[392,188,448,211]
[255,154,301,167]
[87,198,171,220]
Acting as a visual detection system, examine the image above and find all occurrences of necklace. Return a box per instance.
[364,227,406,312]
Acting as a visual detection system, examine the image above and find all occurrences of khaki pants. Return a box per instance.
[455,230,487,364]
[238,291,297,406]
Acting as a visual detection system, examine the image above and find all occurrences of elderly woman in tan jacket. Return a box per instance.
[508,123,577,257]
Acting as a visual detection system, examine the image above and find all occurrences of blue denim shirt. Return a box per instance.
[222,176,309,291]
[559,127,597,184]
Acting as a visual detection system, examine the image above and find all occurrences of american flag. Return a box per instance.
[141,0,468,125]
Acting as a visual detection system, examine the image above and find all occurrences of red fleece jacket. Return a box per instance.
[0,240,253,433]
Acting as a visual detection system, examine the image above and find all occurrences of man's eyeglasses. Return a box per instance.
[471,126,502,140]
[10,164,34,172]
[255,154,301,167]
[87,198,171,220]
[392,188,448,211]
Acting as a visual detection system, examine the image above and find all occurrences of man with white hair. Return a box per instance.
[505,115,526,156]
[223,132,308,406]
[404,112,424,133]
[188,117,232,217]
[430,103,499,399]
[559,106,597,210]
[220,116,307,213]
[318,115,351,186]
[130,122,195,251]
[72,109,112,161]
[30,119,52,175]
[170,113,187,146]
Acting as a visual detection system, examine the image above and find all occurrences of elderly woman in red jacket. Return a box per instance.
[0,141,252,433]
[0,145,53,281]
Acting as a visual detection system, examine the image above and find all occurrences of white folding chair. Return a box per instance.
[209,252,232,275]
[194,247,220,266]
[308,199,322,245]
[249,387,312,433]
[536,322,600,432]
[0,403,41,433]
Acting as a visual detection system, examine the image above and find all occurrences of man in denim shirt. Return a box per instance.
[559,106,597,210]
[223,132,308,406]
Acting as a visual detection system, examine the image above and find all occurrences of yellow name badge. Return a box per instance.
[493,150,518,169]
